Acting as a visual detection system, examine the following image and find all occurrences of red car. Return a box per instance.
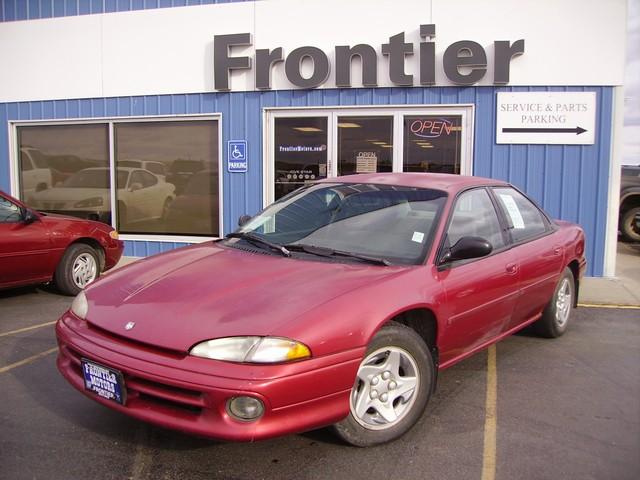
[0,190,124,295]
[55,173,586,446]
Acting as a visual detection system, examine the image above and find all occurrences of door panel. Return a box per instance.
[436,188,518,365]
[0,202,52,286]
[505,237,563,330]
[438,249,520,365]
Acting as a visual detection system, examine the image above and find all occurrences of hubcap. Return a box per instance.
[350,346,419,430]
[555,278,572,328]
[72,253,97,288]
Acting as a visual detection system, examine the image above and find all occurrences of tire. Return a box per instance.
[620,206,640,243]
[533,267,575,338]
[54,243,101,296]
[117,203,127,230]
[333,322,434,447]
[162,197,173,220]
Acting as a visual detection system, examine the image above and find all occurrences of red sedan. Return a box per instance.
[0,190,123,295]
[55,173,586,446]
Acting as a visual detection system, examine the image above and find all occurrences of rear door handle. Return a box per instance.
[506,263,518,275]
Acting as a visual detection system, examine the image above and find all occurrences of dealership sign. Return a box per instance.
[496,92,596,145]
[214,25,525,91]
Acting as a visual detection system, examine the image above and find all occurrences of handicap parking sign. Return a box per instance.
[228,140,248,173]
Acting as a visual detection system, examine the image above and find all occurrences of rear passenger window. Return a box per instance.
[447,189,505,250]
[493,187,547,242]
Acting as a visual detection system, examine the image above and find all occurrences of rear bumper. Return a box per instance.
[103,240,124,271]
[55,313,362,441]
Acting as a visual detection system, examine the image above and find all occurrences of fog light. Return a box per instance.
[227,396,264,421]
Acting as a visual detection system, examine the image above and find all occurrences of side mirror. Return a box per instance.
[129,182,143,192]
[440,236,492,265]
[23,208,39,225]
[238,214,252,227]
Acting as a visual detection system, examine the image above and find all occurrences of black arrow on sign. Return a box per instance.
[502,126,587,135]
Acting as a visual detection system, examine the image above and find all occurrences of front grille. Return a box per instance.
[61,344,206,416]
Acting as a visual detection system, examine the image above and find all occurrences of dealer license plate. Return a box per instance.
[81,359,126,405]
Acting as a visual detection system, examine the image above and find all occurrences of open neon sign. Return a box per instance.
[410,118,455,138]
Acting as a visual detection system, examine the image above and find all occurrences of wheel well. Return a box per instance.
[620,194,640,215]
[567,260,580,307]
[69,238,106,271]
[388,308,438,365]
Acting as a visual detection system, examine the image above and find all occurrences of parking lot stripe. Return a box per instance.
[0,347,58,374]
[481,345,497,480]
[578,303,640,309]
[0,320,57,338]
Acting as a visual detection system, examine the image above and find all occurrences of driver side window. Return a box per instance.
[447,189,505,250]
[0,197,23,223]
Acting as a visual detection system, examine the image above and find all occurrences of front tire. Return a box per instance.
[54,243,101,296]
[533,267,575,338]
[333,322,434,447]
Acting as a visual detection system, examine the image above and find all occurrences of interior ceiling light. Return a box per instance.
[292,127,323,132]
[420,144,434,148]
[381,144,393,148]
[337,122,362,128]
[371,141,388,145]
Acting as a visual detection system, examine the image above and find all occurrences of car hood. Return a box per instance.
[85,242,406,352]
[30,188,109,202]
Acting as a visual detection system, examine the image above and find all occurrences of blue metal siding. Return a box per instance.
[0,86,613,276]
[0,0,253,21]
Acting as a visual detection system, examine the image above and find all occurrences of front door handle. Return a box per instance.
[506,263,518,275]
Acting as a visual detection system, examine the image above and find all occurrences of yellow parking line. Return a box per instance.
[578,303,640,309]
[0,347,58,374]
[0,320,57,338]
[481,345,497,480]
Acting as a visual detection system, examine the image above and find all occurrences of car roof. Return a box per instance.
[316,173,510,192]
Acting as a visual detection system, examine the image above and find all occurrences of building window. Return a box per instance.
[18,124,111,222]
[266,106,473,204]
[114,120,219,236]
[403,115,462,174]
[16,117,220,238]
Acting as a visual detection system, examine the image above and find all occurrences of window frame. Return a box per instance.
[9,114,223,243]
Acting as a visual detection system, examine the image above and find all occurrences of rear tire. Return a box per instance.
[620,206,640,242]
[54,243,101,296]
[533,267,575,338]
[333,322,434,447]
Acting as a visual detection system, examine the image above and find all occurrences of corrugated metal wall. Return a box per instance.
[0,0,252,22]
[0,86,613,275]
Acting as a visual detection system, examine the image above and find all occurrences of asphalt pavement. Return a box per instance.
[0,286,638,480]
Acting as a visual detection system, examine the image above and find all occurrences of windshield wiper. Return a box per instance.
[284,243,391,266]
[225,232,291,257]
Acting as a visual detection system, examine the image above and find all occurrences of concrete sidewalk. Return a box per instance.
[113,242,640,307]
[580,242,640,307]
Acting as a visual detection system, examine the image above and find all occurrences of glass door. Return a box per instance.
[271,115,329,201]
[336,115,394,176]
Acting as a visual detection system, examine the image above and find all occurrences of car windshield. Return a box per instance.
[235,183,447,265]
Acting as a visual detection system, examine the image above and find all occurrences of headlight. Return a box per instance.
[74,197,104,208]
[189,336,311,363]
[71,291,88,319]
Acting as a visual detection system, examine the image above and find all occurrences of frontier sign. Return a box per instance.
[214,25,525,91]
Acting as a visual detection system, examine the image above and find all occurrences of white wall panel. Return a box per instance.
[0,0,627,102]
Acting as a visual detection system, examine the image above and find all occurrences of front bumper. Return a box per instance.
[55,312,363,441]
